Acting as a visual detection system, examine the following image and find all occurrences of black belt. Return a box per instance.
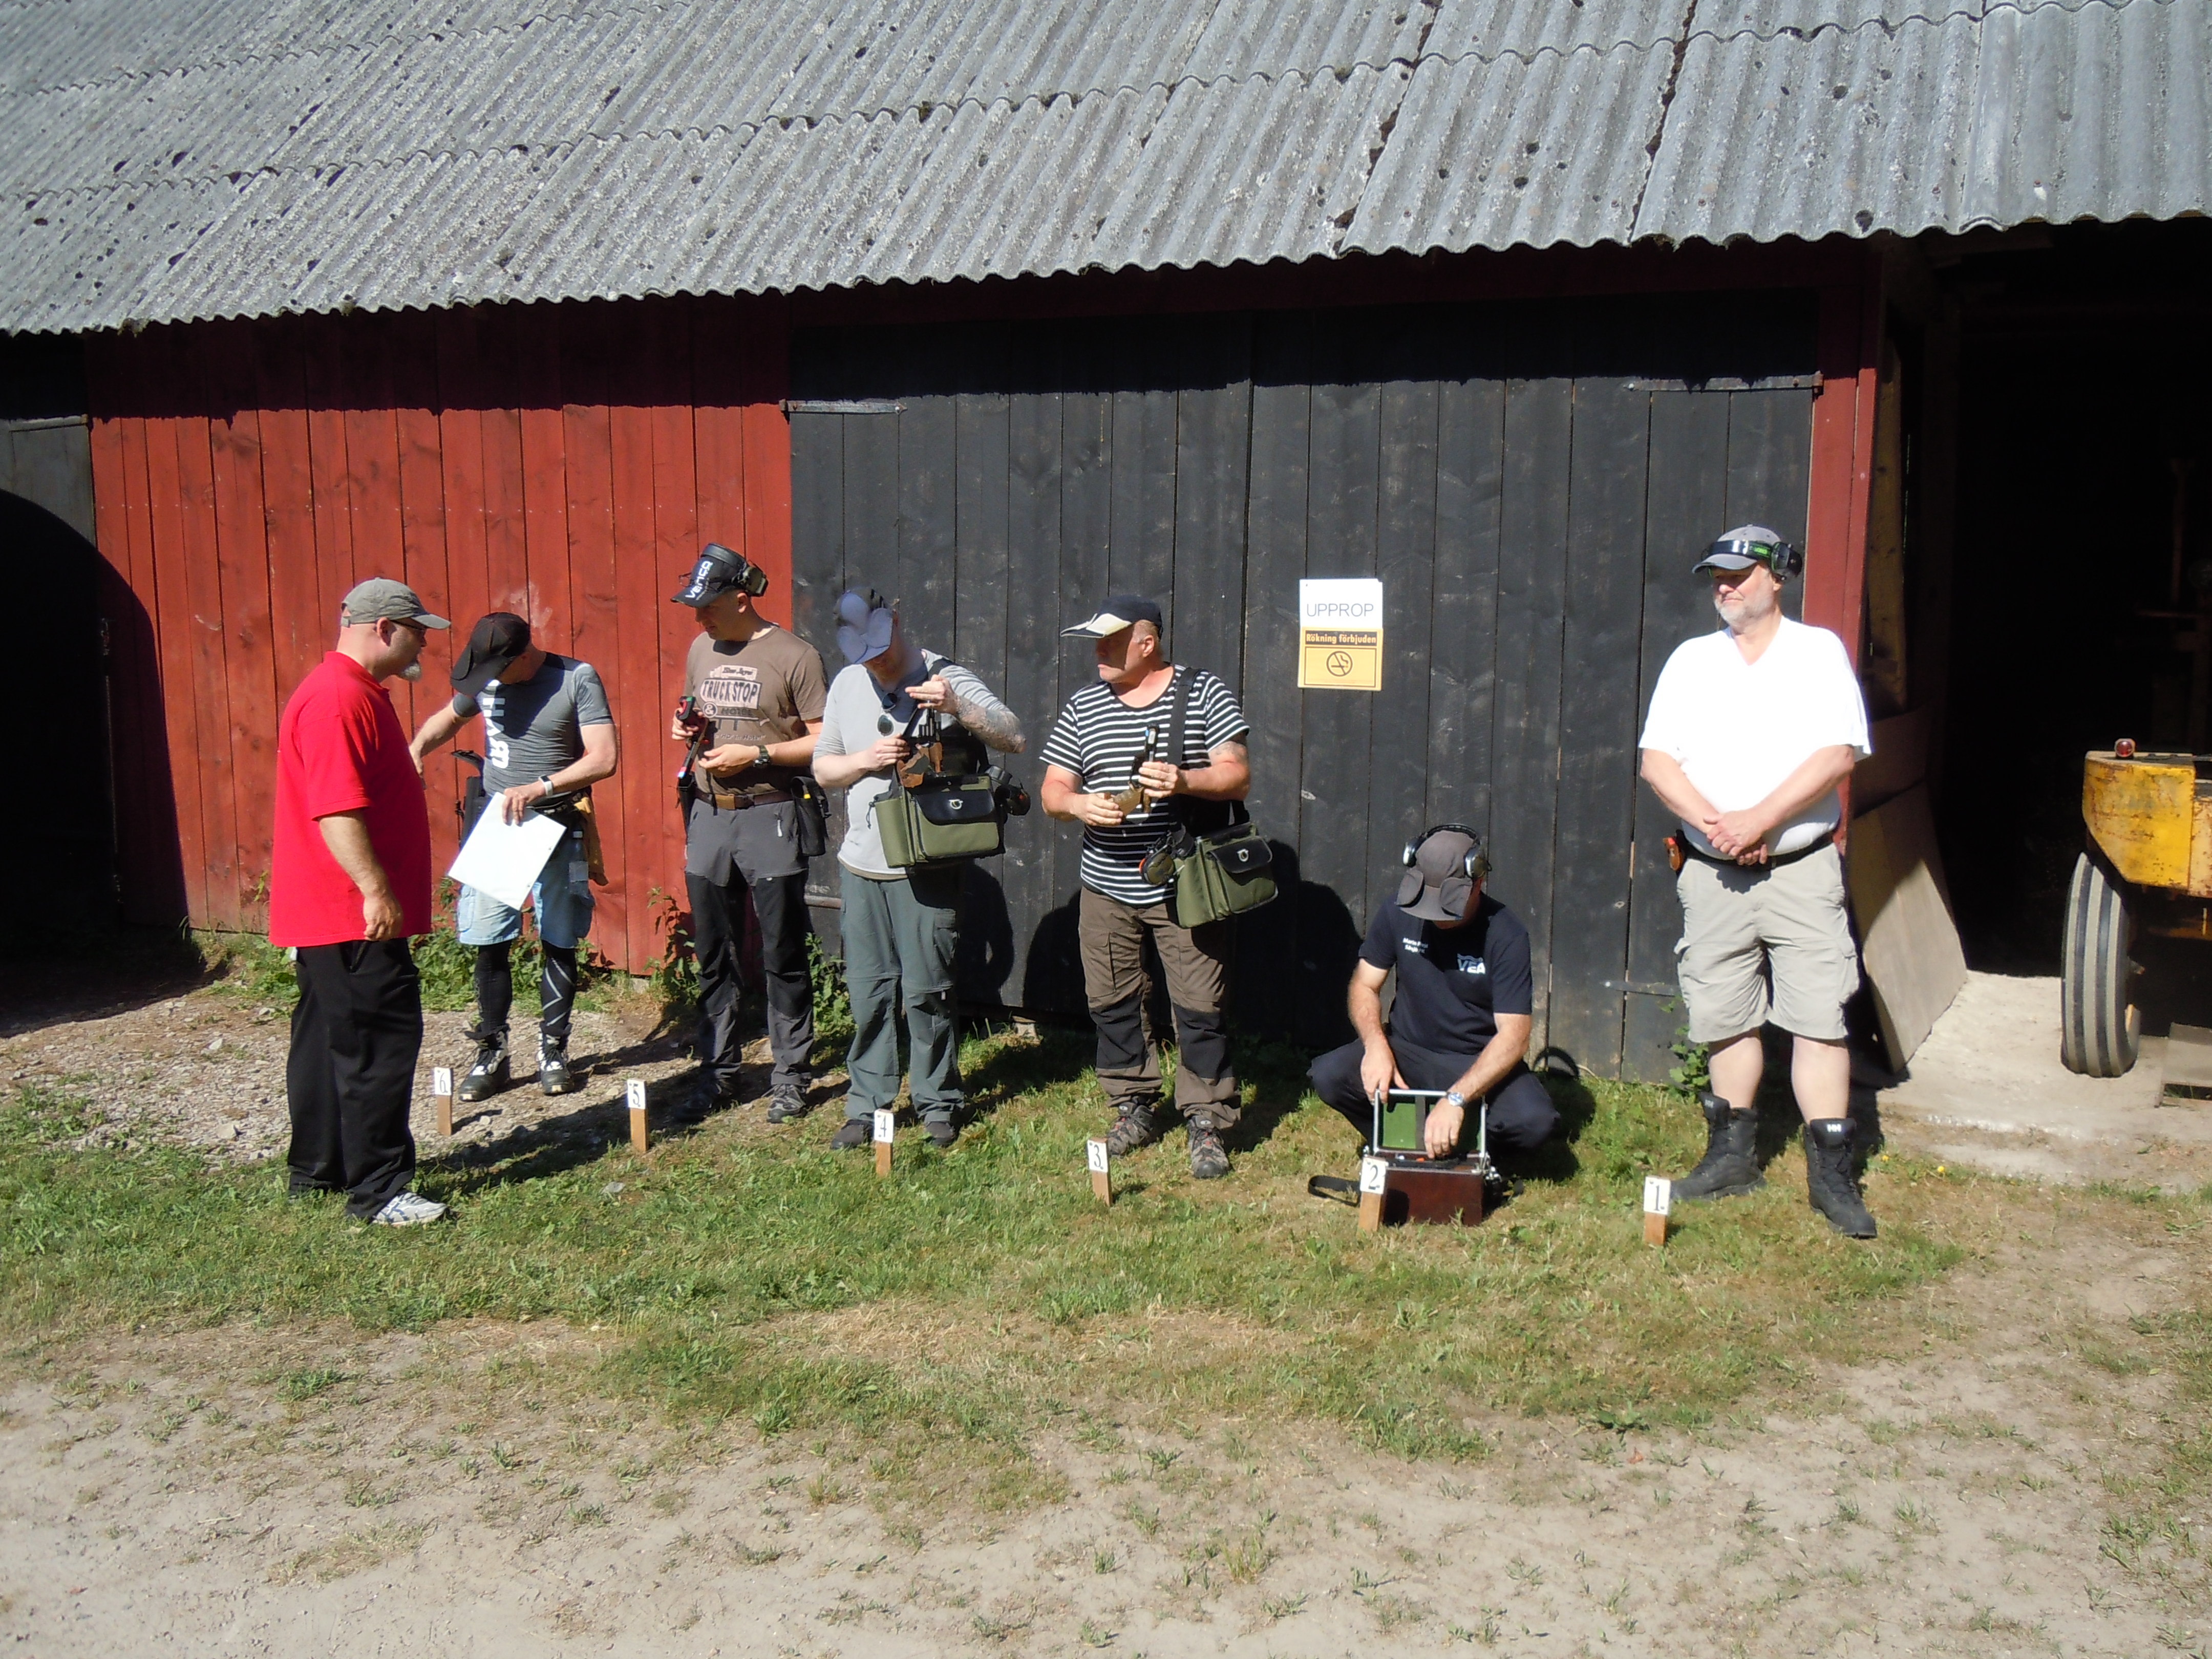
[1682,830,1834,871]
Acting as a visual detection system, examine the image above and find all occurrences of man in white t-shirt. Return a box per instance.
[1637,524,1878,1238]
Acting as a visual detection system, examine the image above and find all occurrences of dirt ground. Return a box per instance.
[5,966,2210,1657]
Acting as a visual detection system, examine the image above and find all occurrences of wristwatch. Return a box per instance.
[536,772,555,798]
[752,741,772,769]
[1442,1090,1467,1112]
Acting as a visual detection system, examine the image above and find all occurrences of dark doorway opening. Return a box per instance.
[2,333,115,945]
[1,487,114,939]
[1934,223,2212,982]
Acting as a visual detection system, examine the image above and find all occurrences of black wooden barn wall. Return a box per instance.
[788,296,1815,1080]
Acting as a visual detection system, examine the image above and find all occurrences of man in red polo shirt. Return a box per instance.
[271,578,451,1226]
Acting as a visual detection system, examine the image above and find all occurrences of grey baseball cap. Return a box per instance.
[1396,827,1488,924]
[1694,524,1796,576]
[341,577,450,629]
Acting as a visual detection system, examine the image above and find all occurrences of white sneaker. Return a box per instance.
[369,1190,449,1227]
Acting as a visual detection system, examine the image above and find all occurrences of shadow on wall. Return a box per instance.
[3,491,148,935]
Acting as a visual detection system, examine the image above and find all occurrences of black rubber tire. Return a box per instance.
[2060,851,2139,1077]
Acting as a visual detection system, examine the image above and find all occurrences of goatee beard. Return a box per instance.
[398,661,424,683]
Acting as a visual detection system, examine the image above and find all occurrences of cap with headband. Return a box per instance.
[669,541,770,606]
[1396,823,1492,923]
[1693,523,1802,579]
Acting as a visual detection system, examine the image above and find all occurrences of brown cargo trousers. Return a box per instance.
[1078,887,1240,1126]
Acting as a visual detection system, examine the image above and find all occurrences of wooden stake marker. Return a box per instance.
[628,1079,650,1155]
[874,1109,896,1177]
[1357,1156,1388,1233]
[1643,1175,1672,1247]
[432,1067,454,1137]
[1087,1138,1113,1205]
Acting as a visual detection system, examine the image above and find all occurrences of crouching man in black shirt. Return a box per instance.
[1308,825,1559,1161]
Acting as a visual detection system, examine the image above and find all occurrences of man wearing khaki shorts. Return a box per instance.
[1638,525,1877,1237]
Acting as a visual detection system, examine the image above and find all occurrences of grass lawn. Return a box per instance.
[0,1023,1998,1508]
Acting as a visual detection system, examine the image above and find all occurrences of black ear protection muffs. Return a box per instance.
[1396,823,1491,914]
[704,541,771,596]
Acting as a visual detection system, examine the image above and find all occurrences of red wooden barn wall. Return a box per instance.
[86,293,792,974]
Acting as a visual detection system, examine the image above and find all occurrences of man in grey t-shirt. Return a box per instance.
[411,613,619,1098]
[812,589,1024,1149]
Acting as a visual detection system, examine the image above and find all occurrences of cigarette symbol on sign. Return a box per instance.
[1326,650,1355,677]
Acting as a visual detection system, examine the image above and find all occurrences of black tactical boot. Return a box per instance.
[457,1033,509,1103]
[1804,1117,1877,1239]
[1674,1090,1765,1201]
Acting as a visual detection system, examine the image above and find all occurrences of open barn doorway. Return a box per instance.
[1932,223,2212,986]
[1874,223,2212,1167]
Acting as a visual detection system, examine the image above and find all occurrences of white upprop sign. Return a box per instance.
[1296,578,1384,691]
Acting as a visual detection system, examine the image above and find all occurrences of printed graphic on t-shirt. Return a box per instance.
[480,686,514,770]
[1457,955,1487,976]
[697,663,763,718]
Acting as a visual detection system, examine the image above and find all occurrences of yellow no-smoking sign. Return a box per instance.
[1297,578,1384,691]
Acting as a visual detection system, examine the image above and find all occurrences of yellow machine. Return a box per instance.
[2065,749,2212,1075]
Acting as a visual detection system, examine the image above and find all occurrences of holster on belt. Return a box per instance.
[1665,834,1686,875]
[573,796,608,886]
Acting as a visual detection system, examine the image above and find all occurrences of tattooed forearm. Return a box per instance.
[954,691,1027,753]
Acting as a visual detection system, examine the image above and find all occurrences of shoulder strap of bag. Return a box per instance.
[1165,667,1246,835]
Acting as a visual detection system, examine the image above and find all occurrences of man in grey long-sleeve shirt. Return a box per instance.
[812,588,1025,1149]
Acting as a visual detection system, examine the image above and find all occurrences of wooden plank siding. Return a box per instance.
[78,269,1861,1066]
[84,295,791,970]
[788,294,1821,1076]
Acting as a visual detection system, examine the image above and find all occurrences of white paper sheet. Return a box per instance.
[448,808,566,910]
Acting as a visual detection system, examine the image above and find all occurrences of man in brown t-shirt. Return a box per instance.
[669,543,828,1124]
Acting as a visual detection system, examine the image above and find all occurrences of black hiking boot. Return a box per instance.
[767,1079,811,1124]
[1804,1118,1877,1239]
[668,1070,740,1128]
[1102,1099,1162,1157]
[1186,1118,1230,1181]
[1674,1090,1765,1201]
[457,1035,509,1103]
[830,1117,871,1150]
[537,1038,580,1096]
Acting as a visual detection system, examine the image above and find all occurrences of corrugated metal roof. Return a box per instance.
[1,0,2203,333]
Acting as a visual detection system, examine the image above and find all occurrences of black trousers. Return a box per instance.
[1309,1033,1560,1157]
[287,939,423,1218]
[688,866,814,1092]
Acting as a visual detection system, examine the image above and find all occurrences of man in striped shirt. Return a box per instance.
[1040,595,1251,1180]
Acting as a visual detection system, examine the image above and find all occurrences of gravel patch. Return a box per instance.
[1,977,842,1163]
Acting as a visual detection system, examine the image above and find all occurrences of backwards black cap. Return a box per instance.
[452,612,533,699]
[671,542,770,607]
